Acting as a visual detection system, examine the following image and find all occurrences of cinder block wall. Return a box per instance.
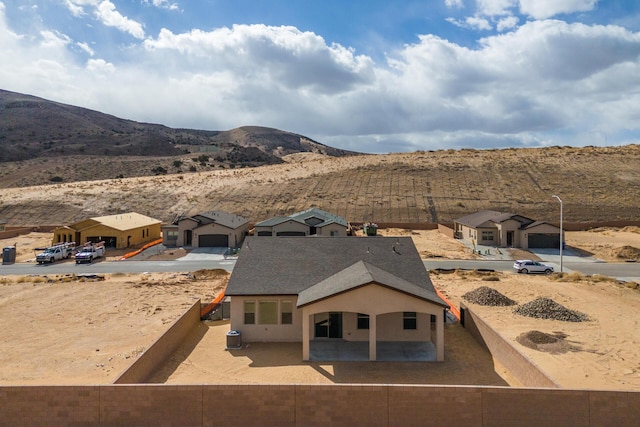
[113,300,201,384]
[1,385,639,427]
[460,302,559,388]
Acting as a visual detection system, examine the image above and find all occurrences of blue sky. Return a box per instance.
[1,1,640,153]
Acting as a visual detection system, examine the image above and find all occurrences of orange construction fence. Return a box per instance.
[119,238,164,260]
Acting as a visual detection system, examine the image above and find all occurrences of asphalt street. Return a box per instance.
[2,257,639,282]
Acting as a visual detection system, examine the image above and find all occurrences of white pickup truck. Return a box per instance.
[75,242,106,264]
[35,242,76,264]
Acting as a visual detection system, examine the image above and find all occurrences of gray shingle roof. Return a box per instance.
[297,260,447,307]
[187,211,249,229]
[226,236,446,307]
[254,208,348,228]
[455,210,534,228]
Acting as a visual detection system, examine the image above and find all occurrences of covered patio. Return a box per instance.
[298,261,449,362]
[309,340,437,362]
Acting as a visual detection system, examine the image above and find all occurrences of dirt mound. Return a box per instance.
[514,297,589,322]
[191,269,229,280]
[516,330,574,354]
[462,286,517,306]
[615,245,640,260]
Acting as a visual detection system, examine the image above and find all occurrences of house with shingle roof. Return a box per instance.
[52,212,161,249]
[253,207,349,237]
[163,210,250,248]
[225,236,449,361]
[454,210,561,249]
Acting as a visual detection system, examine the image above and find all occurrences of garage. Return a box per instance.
[276,231,306,236]
[198,234,229,247]
[528,233,560,248]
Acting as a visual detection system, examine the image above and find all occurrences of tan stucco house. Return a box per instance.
[253,208,349,237]
[162,211,249,248]
[53,212,162,249]
[225,236,449,362]
[454,210,562,249]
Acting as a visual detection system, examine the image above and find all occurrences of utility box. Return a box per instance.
[226,330,242,350]
[2,246,16,265]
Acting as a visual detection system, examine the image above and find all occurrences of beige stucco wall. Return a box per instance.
[54,223,161,249]
[229,285,443,344]
[272,220,309,236]
[229,295,302,342]
[519,223,562,249]
[176,219,248,248]
[301,284,441,341]
[316,223,348,236]
[192,223,247,248]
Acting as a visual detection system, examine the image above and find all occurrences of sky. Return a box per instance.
[1,1,640,153]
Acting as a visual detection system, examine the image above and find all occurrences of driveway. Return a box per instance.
[176,247,229,261]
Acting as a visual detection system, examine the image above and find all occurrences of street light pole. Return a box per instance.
[552,195,563,273]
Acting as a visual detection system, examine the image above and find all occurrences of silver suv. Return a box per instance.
[513,260,554,274]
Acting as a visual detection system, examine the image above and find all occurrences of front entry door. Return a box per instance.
[314,312,343,338]
[507,231,514,247]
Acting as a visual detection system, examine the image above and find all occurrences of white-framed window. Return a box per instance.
[357,313,369,330]
[167,230,178,241]
[281,300,293,324]
[244,301,255,324]
[481,231,494,241]
[403,312,417,330]
[258,301,278,324]
[330,230,339,236]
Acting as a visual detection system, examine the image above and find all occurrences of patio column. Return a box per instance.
[369,314,377,361]
[302,310,310,360]
[436,310,444,361]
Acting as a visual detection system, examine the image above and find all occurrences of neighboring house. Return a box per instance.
[453,210,562,249]
[0,220,6,232]
[163,211,249,248]
[52,212,162,249]
[225,236,449,362]
[253,208,349,237]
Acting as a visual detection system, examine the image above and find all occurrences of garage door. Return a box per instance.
[198,234,229,247]
[276,231,306,236]
[528,233,560,248]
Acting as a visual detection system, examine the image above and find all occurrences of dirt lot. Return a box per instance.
[0,228,639,389]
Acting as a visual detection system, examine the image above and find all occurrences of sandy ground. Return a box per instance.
[0,228,639,388]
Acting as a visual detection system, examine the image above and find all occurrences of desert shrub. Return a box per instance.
[49,176,63,182]
[173,160,183,168]
[189,165,197,172]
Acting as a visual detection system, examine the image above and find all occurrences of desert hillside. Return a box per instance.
[0,145,638,226]
[0,89,357,183]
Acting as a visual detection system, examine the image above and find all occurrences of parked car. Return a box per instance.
[513,260,554,274]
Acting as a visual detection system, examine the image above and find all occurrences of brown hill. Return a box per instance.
[0,145,638,226]
[0,89,357,184]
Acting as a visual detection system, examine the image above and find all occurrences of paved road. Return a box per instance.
[2,258,639,282]
[423,260,640,282]
[0,258,237,276]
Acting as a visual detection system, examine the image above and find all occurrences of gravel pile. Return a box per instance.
[462,286,517,306]
[514,297,589,322]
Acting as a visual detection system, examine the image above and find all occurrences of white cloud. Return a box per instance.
[40,30,71,48]
[143,25,375,94]
[444,0,464,8]
[64,0,98,17]
[496,15,519,31]
[519,0,598,20]
[95,1,145,39]
[86,58,114,73]
[477,0,516,17]
[77,41,94,56]
[466,16,492,30]
[144,0,179,11]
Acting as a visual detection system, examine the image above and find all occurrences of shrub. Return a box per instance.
[49,176,63,182]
